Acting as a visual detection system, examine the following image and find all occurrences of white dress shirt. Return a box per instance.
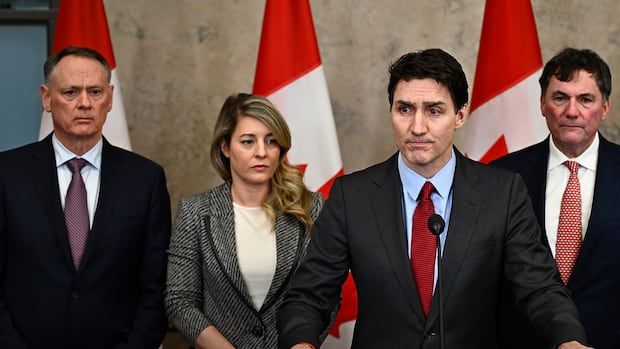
[545,134,598,257]
[53,134,102,228]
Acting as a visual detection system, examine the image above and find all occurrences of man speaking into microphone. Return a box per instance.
[277,49,591,349]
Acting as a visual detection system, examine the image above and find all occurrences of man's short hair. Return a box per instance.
[388,48,469,112]
[539,48,612,101]
[43,46,112,83]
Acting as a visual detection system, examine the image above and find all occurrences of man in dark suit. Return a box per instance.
[493,48,619,349]
[277,49,591,349]
[0,47,171,348]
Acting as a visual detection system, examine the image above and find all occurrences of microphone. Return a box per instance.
[428,213,445,349]
[428,214,445,236]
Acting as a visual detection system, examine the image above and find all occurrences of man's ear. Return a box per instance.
[40,84,51,112]
[455,103,468,129]
[106,84,114,112]
[601,98,610,121]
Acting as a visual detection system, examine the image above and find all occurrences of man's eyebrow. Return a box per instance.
[394,100,413,106]
[423,100,446,107]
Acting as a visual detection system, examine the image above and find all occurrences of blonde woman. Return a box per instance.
[165,93,324,348]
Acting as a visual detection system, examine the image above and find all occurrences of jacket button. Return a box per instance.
[424,331,437,340]
[251,325,264,337]
[71,291,79,299]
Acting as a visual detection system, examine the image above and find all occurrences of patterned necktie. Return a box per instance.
[556,160,582,285]
[65,158,89,269]
[411,181,436,317]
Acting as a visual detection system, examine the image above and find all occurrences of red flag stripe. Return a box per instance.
[253,0,322,96]
[52,0,116,69]
[316,169,345,199]
[329,274,358,337]
[478,135,509,164]
[470,0,541,112]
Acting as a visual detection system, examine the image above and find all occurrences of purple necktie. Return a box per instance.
[65,158,89,269]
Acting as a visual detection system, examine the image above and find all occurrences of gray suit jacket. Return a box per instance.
[165,181,323,348]
[278,151,585,349]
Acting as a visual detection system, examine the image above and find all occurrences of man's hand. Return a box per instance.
[558,341,594,349]
[291,343,316,349]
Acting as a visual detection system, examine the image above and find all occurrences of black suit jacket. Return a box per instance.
[0,134,171,349]
[277,151,586,349]
[492,134,620,349]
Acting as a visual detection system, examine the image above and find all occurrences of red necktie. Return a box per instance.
[411,181,436,317]
[65,158,89,269]
[556,160,582,285]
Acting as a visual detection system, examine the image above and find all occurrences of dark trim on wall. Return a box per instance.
[0,0,59,53]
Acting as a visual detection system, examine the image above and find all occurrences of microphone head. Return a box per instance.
[428,214,445,236]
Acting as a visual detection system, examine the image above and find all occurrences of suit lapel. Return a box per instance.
[570,136,620,291]
[28,135,74,270]
[261,214,302,312]
[434,153,482,314]
[370,154,426,321]
[207,183,253,303]
[77,139,127,277]
[521,140,550,248]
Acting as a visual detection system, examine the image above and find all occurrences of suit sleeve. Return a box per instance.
[502,174,587,346]
[164,197,213,345]
[116,167,171,349]
[0,174,29,348]
[277,179,350,349]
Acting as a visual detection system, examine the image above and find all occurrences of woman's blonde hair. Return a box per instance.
[210,93,315,229]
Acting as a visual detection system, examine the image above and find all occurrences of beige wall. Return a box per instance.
[106,0,620,215]
[106,0,620,214]
[103,1,620,347]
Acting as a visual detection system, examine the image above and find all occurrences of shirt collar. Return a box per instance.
[52,134,103,170]
[398,149,456,201]
[548,133,599,172]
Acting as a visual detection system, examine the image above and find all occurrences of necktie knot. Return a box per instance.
[67,158,87,174]
[419,181,434,201]
[564,160,580,175]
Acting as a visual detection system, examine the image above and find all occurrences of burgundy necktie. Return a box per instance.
[411,181,436,317]
[65,158,89,269]
[556,160,582,285]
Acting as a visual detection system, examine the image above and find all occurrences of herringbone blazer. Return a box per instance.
[165,181,323,348]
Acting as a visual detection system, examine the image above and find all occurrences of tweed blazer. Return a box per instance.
[165,181,323,348]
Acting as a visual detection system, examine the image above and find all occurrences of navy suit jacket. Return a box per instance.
[0,134,171,349]
[492,134,620,349]
[278,151,585,349]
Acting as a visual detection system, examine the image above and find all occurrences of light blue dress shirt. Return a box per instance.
[397,149,455,287]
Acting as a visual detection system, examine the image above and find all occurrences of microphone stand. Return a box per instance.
[436,231,444,349]
[428,214,445,349]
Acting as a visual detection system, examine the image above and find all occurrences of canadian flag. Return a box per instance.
[39,0,131,150]
[252,1,355,347]
[456,0,547,162]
